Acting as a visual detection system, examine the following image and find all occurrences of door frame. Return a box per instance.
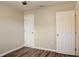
[56,10,76,55]
[24,14,35,48]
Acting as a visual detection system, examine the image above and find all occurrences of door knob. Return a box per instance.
[56,34,59,36]
[32,32,34,34]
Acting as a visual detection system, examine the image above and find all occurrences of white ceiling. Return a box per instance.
[0,1,73,11]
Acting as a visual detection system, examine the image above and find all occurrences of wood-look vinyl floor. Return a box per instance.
[3,47,77,57]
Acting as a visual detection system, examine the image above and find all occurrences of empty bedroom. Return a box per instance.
[0,1,79,57]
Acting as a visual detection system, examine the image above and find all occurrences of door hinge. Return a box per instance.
[75,48,77,51]
[75,32,77,34]
[75,14,76,17]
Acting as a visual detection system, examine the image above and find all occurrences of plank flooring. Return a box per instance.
[3,47,77,57]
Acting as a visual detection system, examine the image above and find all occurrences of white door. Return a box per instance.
[56,10,75,55]
[24,14,35,47]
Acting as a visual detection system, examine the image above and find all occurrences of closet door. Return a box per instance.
[56,10,75,55]
[24,14,35,47]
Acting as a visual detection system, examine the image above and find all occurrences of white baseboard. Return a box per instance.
[25,46,56,52]
[0,45,56,57]
[0,45,24,57]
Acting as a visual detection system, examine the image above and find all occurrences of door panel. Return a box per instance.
[24,14,35,47]
[56,10,75,55]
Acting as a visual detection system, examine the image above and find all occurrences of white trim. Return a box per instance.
[0,45,24,57]
[31,46,56,52]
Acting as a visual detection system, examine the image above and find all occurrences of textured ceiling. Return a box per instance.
[0,1,75,11]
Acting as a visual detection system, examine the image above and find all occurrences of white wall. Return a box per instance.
[34,9,56,50]
[0,5,24,55]
[24,2,76,50]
